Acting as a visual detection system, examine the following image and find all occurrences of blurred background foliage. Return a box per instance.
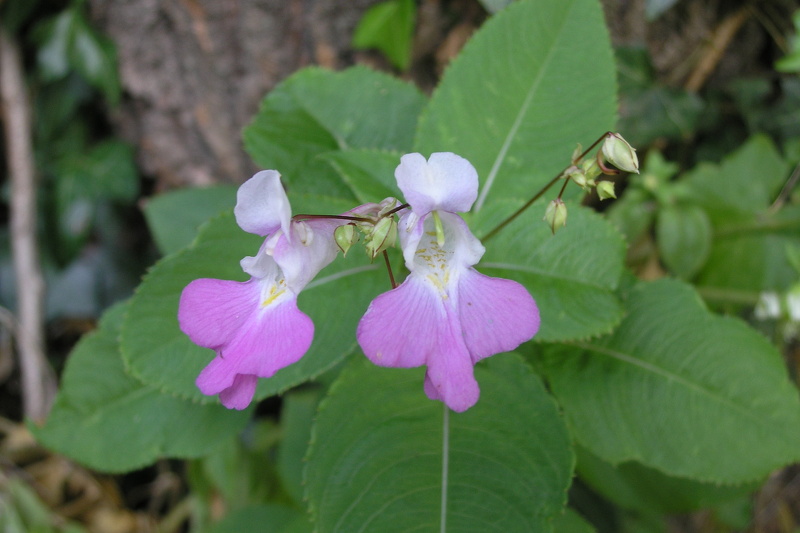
[2,0,800,532]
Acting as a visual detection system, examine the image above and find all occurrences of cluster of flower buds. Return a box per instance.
[335,198,399,259]
[543,132,638,234]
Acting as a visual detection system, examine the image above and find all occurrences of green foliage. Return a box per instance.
[0,479,86,533]
[776,11,800,73]
[537,279,800,483]
[34,302,251,473]
[575,447,756,515]
[644,0,680,21]
[305,354,573,532]
[243,66,425,198]
[205,505,312,533]
[33,3,120,103]
[276,387,324,506]
[611,135,799,296]
[352,0,417,71]
[416,0,616,211]
[615,47,703,147]
[655,204,711,279]
[53,139,139,258]
[552,510,596,533]
[477,0,515,14]
[143,185,238,256]
[478,203,626,342]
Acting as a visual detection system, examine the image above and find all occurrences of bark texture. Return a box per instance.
[88,0,381,189]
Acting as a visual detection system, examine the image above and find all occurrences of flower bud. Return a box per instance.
[569,169,589,191]
[377,197,399,218]
[596,180,616,200]
[334,224,358,256]
[543,198,567,234]
[365,216,397,259]
[602,132,639,173]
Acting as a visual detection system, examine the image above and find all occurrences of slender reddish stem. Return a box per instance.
[383,250,398,289]
[292,213,373,223]
[480,131,612,242]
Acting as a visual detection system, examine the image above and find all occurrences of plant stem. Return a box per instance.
[293,213,373,223]
[440,403,450,533]
[480,132,611,243]
[0,28,56,421]
[382,250,397,289]
[385,203,410,217]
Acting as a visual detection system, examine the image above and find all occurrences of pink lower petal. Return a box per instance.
[422,310,480,413]
[358,274,480,412]
[223,298,314,377]
[218,374,258,410]
[195,297,314,403]
[178,278,259,349]
[357,275,443,368]
[457,269,540,363]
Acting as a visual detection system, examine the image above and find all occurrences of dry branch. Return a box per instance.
[0,28,56,421]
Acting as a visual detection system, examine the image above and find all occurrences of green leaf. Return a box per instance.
[198,421,281,508]
[207,505,312,533]
[277,387,324,505]
[35,10,74,81]
[645,0,680,20]
[306,354,573,532]
[606,188,656,245]
[68,8,120,104]
[614,49,702,147]
[655,204,712,279]
[576,446,755,515]
[121,197,389,403]
[352,0,417,71]
[243,66,425,198]
[34,302,250,473]
[321,149,402,204]
[0,0,41,33]
[776,11,800,73]
[414,0,617,213]
[618,87,703,148]
[56,140,138,201]
[477,0,515,14]
[34,7,120,103]
[142,185,237,255]
[698,204,800,294]
[476,203,625,342]
[537,279,800,483]
[681,135,799,293]
[684,134,788,220]
[0,479,88,533]
[552,509,595,533]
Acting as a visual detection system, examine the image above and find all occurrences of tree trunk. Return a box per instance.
[88,0,381,190]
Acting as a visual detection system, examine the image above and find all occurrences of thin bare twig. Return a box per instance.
[0,28,56,421]
[684,7,751,93]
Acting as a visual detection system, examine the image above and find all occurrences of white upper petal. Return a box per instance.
[399,210,484,279]
[271,218,342,294]
[395,153,478,216]
[234,170,292,237]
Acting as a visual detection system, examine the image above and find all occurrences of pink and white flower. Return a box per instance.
[357,153,540,412]
[178,170,344,410]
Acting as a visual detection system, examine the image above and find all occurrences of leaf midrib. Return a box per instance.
[474,0,576,212]
[572,341,789,434]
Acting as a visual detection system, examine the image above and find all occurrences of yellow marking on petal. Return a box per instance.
[426,274,448,299]
[432,211,446,247]
[261,288,286,307]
